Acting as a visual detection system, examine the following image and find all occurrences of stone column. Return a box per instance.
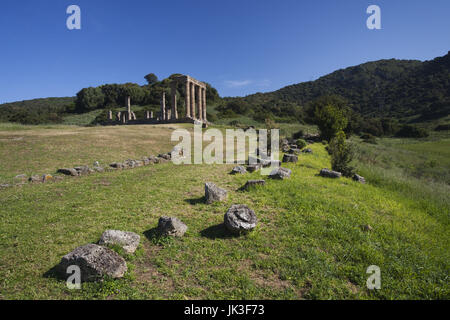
[150,111,153,119]
[198,86,203,121]
[108,110,113,120]
[146,111,150,119]
[161,92,166,121]
[190,83,196,119]
[171,82,178,120]
[185,81,191,118]
[202,87,207,121]
[126,96,131,120]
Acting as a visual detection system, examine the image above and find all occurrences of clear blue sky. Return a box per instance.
[1,0,449,103]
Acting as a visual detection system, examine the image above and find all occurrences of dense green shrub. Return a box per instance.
[329,131,354,177]
[435,124,450,131]
[296,139,307,149]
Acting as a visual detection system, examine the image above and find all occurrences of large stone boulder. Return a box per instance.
[246,164,261,173]
[269,167,292,179]
[224,204,257,235]
[98,230,140,254]
[243,180,265,190]
[205,182,228,204]
[353,174,366,184]
[319,168,342,178]
[59,244,127,282]
[57,168,79,176]
[231,166,247,174]
[158,217,187,237]
[282,154,298,163]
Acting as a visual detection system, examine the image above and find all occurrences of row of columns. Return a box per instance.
[185,81,206,121]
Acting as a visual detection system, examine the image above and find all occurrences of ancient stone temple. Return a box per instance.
[107,74,207,125]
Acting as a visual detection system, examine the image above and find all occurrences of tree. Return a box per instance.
[144,73,158,85]
[310,96,349,141]
[329,130,354,177]
[75,87,105,112]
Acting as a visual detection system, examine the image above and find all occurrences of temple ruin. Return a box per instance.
[107,75,208,126]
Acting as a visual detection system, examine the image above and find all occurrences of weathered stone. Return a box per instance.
[134,160,143,167]
[319,168,342,178]
[110,162,124,169]
[247,164,261,173]
[205,182,228,204]
[262,160,281,168]
[42,174,53,182]
[288,148,301,155]
[142,158,150,166]
[93,161,100,167]
[281,144,291,153]
[0,183,11,189]
[28,175,41,183]
[282,154,298,163]
[243,180,265,190]
[302,148,313,153]
[224,204,257,234]
[158,153,171,160]
[98,230,140,254]
[74,166,90,175]
[93,166,104,173]
[147,156,159,163]
[231,166,247,174]
[57,168,79,176]
[269,167,292,179]
[362,224,373,232]
[158,216,187,237]
[59,244,127,282]
[353,174,366,184]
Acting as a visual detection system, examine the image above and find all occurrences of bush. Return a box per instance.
[395,125,429,138]
[329,131,354,177]
[296,139,307,149]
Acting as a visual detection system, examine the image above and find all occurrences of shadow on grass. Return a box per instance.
[200,223,238,240]
[43,264,65,281]
[185,196,206,205]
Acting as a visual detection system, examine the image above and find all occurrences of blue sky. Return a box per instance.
[0,0,449,103]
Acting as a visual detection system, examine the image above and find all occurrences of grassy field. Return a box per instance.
[0,123,448,299]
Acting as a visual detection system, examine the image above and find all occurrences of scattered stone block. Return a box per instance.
[224,204,257,235]
[362,224,373,232]
[98,230,140,254]
[93,166,104,173]
[57,168,79,176]
[288,148,301,155]
[231,166,247,174]
[28,175,42,183]
[282,154,298,163]
[59,244,127,282]
[158,216,187,237]
[269,167,292,179]
[302,148,313,153]
[110,162,124,169]
[247,164,261,173]
[42,174,53,182]
[319,168,342,178]
[74,166,90,175]
[14,174,27,181]
[243,180,265,190]
[353,174,366,184]
[205,182,228,204]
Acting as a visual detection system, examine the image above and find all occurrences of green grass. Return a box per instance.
[0,124,449,299]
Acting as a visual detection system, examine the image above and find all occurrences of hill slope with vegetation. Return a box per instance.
[217,51,450,129]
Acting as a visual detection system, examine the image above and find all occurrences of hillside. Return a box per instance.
[220,51,450,123]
